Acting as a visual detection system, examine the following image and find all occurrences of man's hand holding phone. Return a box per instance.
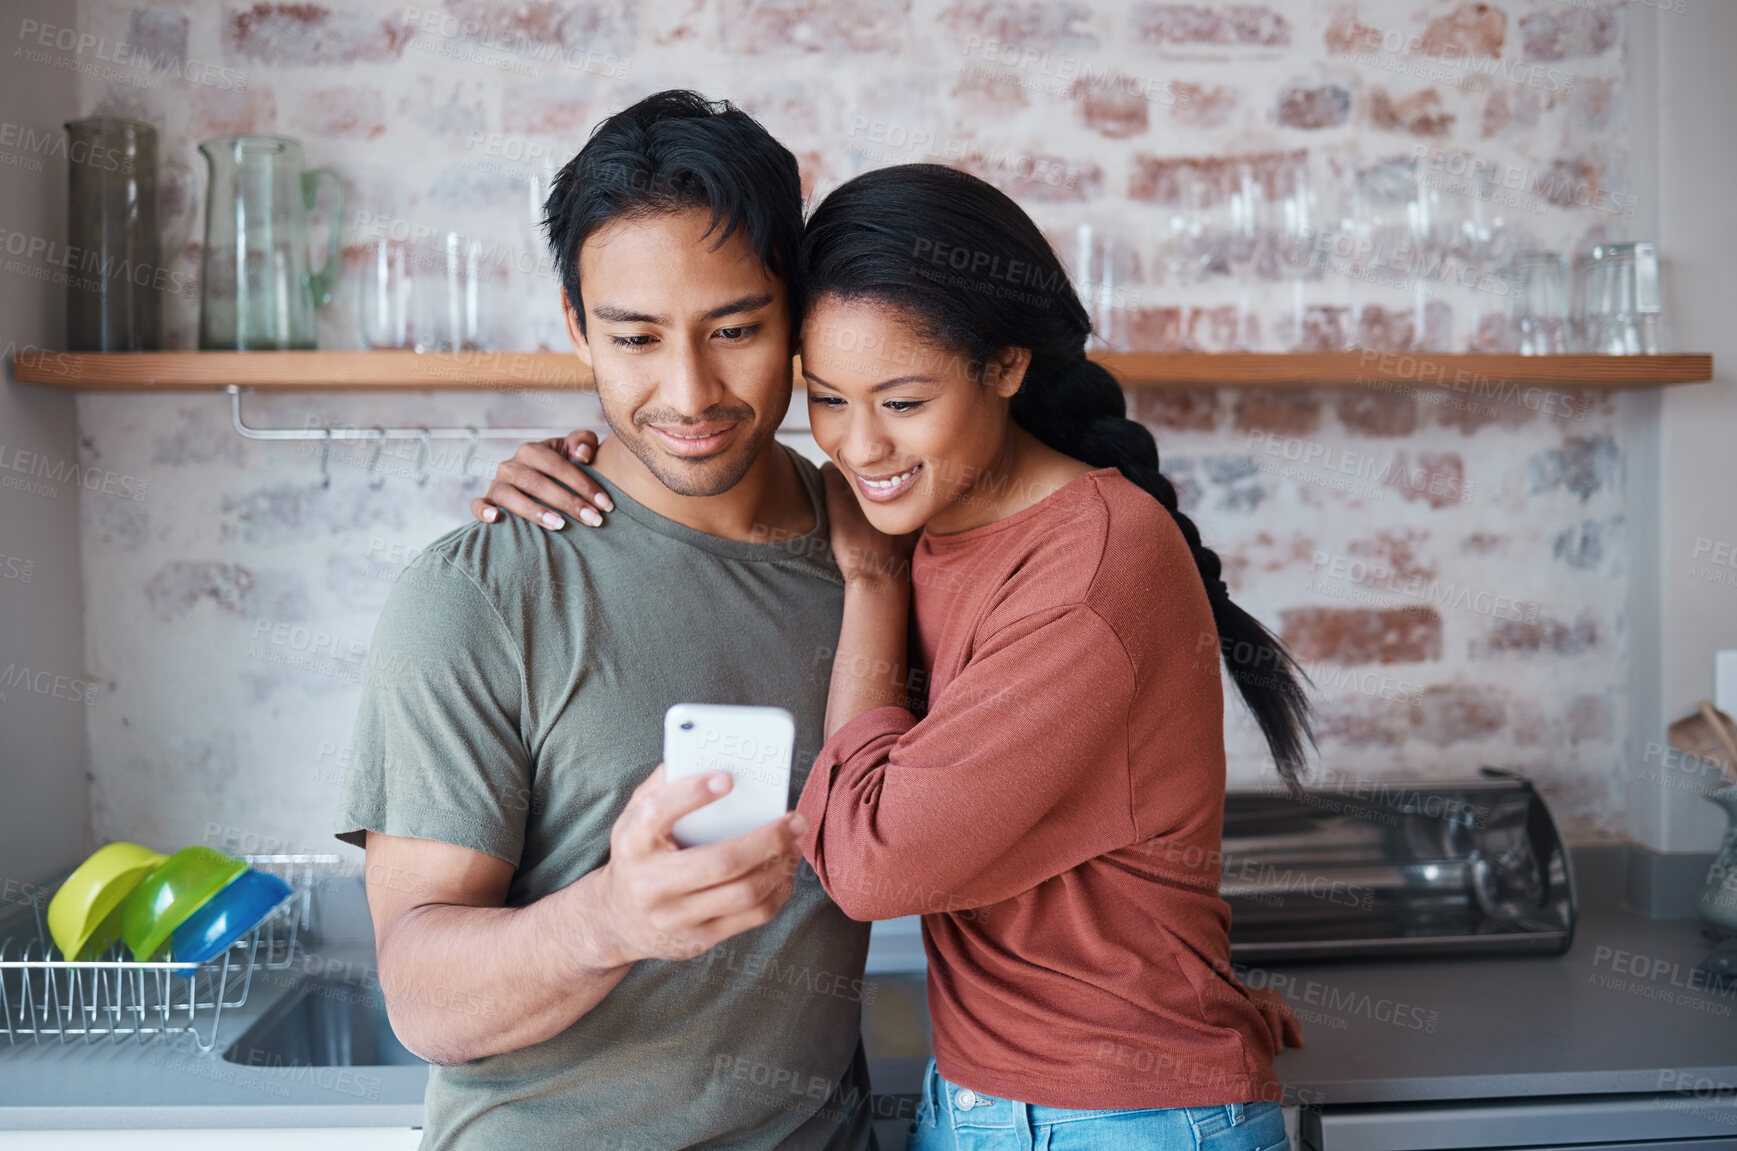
[584,765,804,970]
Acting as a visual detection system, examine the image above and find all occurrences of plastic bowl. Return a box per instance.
[167,867,294,970]
[119,845,248,961]
[47,842,170,960]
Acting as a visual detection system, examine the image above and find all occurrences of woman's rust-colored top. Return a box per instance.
[798,468,1282,1110]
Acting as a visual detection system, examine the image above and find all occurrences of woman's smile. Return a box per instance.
[850,462,923,502]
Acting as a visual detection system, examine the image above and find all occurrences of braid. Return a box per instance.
[1020,358,1315,789]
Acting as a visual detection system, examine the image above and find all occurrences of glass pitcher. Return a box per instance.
[198,135,342,350]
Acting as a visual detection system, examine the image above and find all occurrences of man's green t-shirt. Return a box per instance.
[335,450,872,1150]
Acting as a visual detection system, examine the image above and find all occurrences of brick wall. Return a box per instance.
[50,0,1649,852]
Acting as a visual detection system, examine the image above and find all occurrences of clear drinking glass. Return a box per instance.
[1267,154,1327,351]
[411,231,483,352]
[1154,165,1214,350]
[359,237,412,349]
[1584,242,1661,355]
[1509,251,1569,355]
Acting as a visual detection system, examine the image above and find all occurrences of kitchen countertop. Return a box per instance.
[3,896,1734,1130]
[1265,903,1736,1107]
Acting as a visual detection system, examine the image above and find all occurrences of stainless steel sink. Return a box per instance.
[224,969,930,1069]
[222,977,422,1068]
[225,969,928,1147]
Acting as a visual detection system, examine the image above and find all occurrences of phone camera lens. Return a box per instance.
[680,721,694,730]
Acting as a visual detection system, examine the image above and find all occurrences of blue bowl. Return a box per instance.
[167,868,294,970]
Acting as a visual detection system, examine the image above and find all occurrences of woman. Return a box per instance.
[483,164,1309,1150]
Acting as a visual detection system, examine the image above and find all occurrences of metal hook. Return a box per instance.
[367,429,387,491]
[318,429,332,489]
[413,429,432,488]
[461,427,481,489]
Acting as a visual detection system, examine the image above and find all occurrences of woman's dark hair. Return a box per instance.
[801,164,1314,788]
[544,90,805,335]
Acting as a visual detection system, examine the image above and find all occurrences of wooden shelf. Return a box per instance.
[8,349,1715,393]
[10,349,591,392]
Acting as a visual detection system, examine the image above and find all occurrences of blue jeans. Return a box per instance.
[907,1060,1290,1151]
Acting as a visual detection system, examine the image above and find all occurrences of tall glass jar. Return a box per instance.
[64,118,161,351]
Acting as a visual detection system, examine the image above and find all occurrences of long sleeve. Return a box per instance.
[797,602,1141,920]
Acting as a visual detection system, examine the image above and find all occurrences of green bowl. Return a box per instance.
[118,846,248,961]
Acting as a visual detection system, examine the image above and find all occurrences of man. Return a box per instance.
[335,90,873,1149]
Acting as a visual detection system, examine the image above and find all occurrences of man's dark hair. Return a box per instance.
[544,90,805,337]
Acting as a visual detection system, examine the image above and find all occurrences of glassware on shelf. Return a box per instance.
[1152,165,1214,350]
[1579,241,1661,355]
[197,135,343,350]
[1072,222,1126,352]
[64,118,194,351]
[1224,162,1263,350]
[1445,165,1516,352]
[1270,154,1325,352]
[411,231,484,353]
[1508,251,1569,355]
[359,237,412,349]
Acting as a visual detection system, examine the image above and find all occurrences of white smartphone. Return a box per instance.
[662,703,796,847]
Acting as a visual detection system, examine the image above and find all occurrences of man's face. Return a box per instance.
[568,207,793,498]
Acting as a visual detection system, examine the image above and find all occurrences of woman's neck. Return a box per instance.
[925,427,1097,536]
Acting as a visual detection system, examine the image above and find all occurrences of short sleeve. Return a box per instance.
[334,549,533,864]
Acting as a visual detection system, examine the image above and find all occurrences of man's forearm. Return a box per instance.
[376,867,631,1065]
[824,577,912,740]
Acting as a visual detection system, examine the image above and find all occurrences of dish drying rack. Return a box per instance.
[0,854,342,1053]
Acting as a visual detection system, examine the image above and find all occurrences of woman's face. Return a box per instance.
[801,295,1026,537]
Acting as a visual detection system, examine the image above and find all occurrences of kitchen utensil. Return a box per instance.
[1699,785,1737,932]
[197,134,343,349]
[1508,251,1569,355]
[1666,700,1737,788]
[167,866,294,970]
[118,845,248,961]
[63,118,196,351]
[45,841,169,960]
